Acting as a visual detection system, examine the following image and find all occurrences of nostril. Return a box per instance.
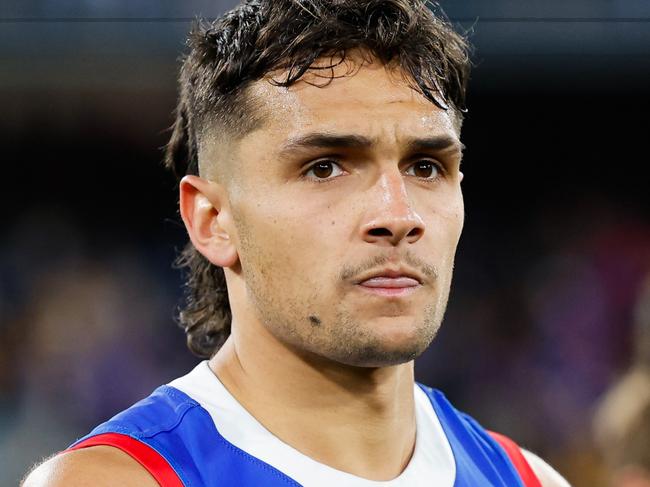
[368,228,392,237]
[407,228,422,238]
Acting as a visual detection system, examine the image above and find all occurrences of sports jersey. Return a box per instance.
[67,361,541,487]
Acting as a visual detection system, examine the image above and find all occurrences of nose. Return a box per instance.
[360,169,425,246]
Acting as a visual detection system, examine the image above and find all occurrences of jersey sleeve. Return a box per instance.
[488,431,543,487]
[66,432,184,487]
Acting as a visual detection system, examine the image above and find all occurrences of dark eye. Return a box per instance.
[406,160,440,180]
[304,160,344,181]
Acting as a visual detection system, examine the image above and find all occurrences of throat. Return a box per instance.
[209,338,418,480]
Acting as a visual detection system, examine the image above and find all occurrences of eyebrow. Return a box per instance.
[279,132,464,156]
[406,136,465,154]
[280,133,373,155]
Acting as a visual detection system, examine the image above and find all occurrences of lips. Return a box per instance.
[355,268,423,297]
[359,276,420,288]
[351,264,425,298]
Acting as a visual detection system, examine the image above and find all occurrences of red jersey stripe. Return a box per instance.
[488,431,542,487]
[66,432,184,487]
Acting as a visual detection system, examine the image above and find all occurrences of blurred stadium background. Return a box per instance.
[1,1,649,485]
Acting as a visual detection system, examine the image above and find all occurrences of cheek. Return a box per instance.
[234,200,334,287]
[423,188,464,242]
[450,192,465,242]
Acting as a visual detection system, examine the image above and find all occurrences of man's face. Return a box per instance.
[220,59,464,367]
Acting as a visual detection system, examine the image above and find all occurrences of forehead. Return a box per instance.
[247,59,458,143]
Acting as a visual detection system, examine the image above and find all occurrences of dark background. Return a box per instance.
[1,1,649,485]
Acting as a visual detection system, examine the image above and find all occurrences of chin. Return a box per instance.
[328,319,439,368]
[333,343,425,368]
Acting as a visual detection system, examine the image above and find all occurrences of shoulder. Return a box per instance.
[521,449,572,487]
[416,386,570,486]
[21,446,159,487]
[21,383,204,487]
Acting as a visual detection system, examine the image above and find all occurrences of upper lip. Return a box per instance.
[354,267,424,286]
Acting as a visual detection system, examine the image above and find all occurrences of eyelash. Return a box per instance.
[302,159,345,183]
[302,159,445,184]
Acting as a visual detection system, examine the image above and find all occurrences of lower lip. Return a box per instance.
[356,284,420,297]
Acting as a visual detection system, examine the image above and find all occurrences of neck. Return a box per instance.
[209,321,417,481]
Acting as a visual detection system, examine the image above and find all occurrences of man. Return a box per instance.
[24,0,570,485]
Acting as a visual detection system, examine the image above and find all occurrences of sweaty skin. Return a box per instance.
[22,58,568,486]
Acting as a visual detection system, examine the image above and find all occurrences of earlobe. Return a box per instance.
[179,175,239,268]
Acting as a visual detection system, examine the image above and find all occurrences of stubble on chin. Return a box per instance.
[323,302,442,367]
[281,299,442,368]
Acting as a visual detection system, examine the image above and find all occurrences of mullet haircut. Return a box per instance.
[164,0,471,358]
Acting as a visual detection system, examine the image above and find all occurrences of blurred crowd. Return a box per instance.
[0,212,198,483]
[1,197,648,486]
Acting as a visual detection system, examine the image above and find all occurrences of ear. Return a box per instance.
[179,175,239,268]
